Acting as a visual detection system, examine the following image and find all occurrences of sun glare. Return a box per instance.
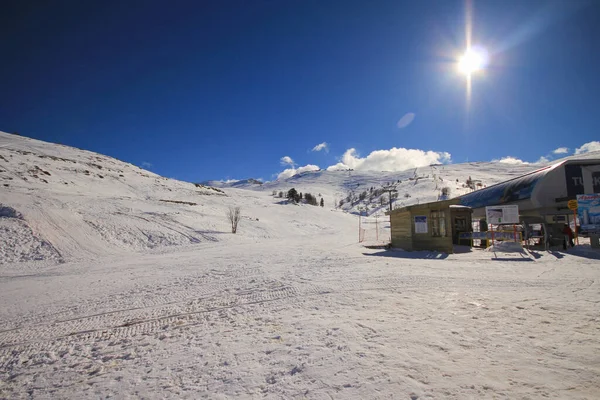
[458,48,486,75]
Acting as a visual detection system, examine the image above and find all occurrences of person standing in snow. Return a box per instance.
[562,224,574,248]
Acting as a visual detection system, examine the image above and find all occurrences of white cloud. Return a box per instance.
[574,141,600,155]
[397,112,416,129]
[223,179,240,184]
[280,156,295,166]
[312,142,329,153]
[277,164,320,180]
[535,156,550,164]
[552,147,569,154]
[326,147,451,172]
[326,162,350,171]
[141,161,153,168]
[493,156,530,165]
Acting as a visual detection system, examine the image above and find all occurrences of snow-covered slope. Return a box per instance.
[213,163,538,216]
[2,132,599,399]
[202,178,264,189]
[3,131,596,267]
[0,132,355,266]
[212,151,600,217]
[5,129,538,267]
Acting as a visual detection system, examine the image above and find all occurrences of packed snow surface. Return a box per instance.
[1,132,599,398]
[1,240,599,399]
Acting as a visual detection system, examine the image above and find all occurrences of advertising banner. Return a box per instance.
[577,193,600,234]
[485,205,519,224]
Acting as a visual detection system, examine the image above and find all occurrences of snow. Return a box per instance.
[1,131,599,398]
[485,241,528,254]
[209,163,541,217]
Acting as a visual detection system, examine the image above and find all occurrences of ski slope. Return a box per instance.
[0,130,539,266]
[1,131,599,399]
[205,163,540,218]
[0,131,356,267]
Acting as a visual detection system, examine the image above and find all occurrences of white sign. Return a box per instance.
[485,205,519,224]
[414,215,428,234]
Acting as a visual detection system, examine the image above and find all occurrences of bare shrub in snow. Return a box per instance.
[227,206,241,234]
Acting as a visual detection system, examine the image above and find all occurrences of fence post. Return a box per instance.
[358,212,362,243]
[574,209,579,246]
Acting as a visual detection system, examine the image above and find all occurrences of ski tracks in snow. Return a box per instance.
[0,242,599,399]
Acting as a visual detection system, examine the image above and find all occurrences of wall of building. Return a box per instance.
[390,211,413,250]
[411,208,453,253]
[532,161,600,213]
[412,234,454,253]
[389,206,455,253]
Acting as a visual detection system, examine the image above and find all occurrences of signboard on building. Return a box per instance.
[414,215,428,234]
[565,164,600,197]
[565,165,585,197]
[485,205,519,224]
[577,194,600,234]
[567,200,578,210]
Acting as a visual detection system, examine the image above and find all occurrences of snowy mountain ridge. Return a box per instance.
[209,151,600,216]
[0,131,356,267]
[1,130,595,266]
[216,162,538,217]
[2,132,600,400]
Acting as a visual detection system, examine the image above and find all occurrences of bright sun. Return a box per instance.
[458,48,486,75]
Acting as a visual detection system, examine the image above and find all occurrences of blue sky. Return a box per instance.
[1,0,599,182]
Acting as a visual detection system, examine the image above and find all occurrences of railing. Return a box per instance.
[459,231,523,248]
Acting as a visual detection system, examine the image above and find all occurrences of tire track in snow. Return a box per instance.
[0,280,329,358]
[0,266,264,331]
[314,275,560,293]
[0,272,567,368]
[0,274,561,347]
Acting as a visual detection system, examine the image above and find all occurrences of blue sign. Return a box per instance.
[577,194,600,234]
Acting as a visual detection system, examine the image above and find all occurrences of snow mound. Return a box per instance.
[0,205,61,264]
[486,241,526,253]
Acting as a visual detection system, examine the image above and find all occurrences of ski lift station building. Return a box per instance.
[386,158,600,252]
[458,158,600,220]
[385,199,473,253]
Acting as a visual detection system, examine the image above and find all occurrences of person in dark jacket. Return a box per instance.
[562,224,574,248]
